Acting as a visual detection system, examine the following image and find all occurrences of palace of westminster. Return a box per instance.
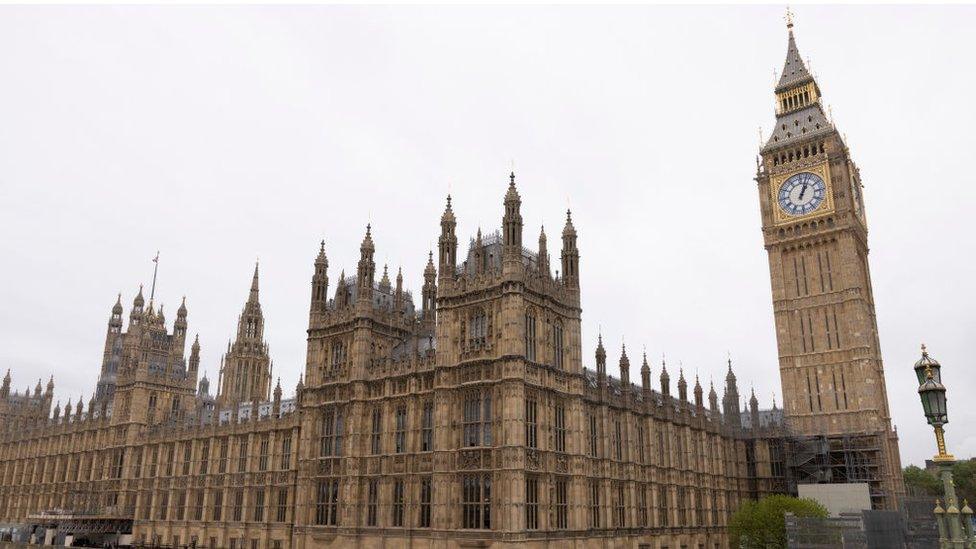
[0,18,907,549]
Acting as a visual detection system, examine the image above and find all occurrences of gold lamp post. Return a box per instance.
[914,345,975,548]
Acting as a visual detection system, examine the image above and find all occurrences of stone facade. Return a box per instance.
[0,178,789,549]
[0,18,904,549]
[754,21,905,508]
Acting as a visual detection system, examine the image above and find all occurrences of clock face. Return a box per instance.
[778,172,826,216]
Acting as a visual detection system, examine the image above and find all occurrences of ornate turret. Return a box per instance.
[438,196,457,279]
[677,368,688,402]
[198,372,210,396]
[174,296,187,338]
[394,266,404,310]
[694,376,704,409]
[595,334,607,384]
[709,381,720,413]
[502,172,523,258]
[311,240,330,311]
[52,401,61,421]
[188,334,201,376]
[379,264,391,294]
[218,265,271,407]
[335,271,349,308]
[561,210,579,288]
[1,369,9,398]
[357,225,376,302]
[109,294,123,334]
[640,352,652,401]
[537,225,549,276]
[272,378,282,416]
[750,388,760,428]
[131,285,145,325]
[422,252,437,321]
[660,359,671,397]
[723,359,742,429]
[619,343,630,389]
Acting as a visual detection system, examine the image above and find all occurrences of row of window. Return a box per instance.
[0,433,293,487]
[139,487,290,523]
[523,312,564,369]
[311,475,729,531]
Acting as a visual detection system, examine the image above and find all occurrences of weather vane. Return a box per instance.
[785,6,794,29]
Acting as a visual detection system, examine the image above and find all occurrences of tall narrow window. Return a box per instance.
[237,437,247,472]
[463,391,492,447]
[320,407,344,457]
[552,322,564,369]
[807,311,816,352]
[792,256,801,297]
[832,370,841,410]
[637,423,646,464]
[419,477,432,528]
[395,406,407,454]
[676,486,687,526]
[801,255,809,295]
[524,312,537,361]
[315,479,340,526]
[276,489,288,522]
[554,477,568,529]
[461,474,492,529]
[194,490,204,521]
[817,250,826,292]
[613,483,625,528]
[806,371,814,412]
[658,485,669,527]
[589,480,600,528]
[370,408,382,454]
[814,369,823,411]
[219,438,228,473]
[421,402,434,452]
[588,412,599,457]
[366,479,378,526]
[841,371,849,409]
[638,484,648,527]
[392,479,405,527]
[258,435,269,471]
[199,441,209,475]
[280,434,292,469]
[824,250,834,290]
[799,313,808,353]
[824,310,834,350]
[253,489,265,522]
[525,476,539,530]
[525,396,537,449]
[232,489,243,522]
[212,490,223,521]
[614,417,623,461]
[554,403,566,452]
[176,490,186,521]
[657,430,666,466]
[832,308,842,348]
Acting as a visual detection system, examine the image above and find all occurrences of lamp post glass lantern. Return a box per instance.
[913,344,975,548]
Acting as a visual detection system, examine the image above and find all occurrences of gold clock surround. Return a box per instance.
[769,160,835,225]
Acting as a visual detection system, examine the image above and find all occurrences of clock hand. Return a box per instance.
[798,182,808,201]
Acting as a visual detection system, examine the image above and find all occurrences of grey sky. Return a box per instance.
[0,5,973,468]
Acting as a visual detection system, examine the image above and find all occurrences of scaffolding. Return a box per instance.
[785,432,887,508]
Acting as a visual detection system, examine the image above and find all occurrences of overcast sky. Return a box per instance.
[0,5,973,468]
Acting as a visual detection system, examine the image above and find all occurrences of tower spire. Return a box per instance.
[148,252,160,308]
[249,261,260,302]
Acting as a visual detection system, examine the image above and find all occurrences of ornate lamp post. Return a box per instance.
[914,344,975,548]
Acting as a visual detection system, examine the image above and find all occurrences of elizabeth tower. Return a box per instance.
[755,18,904,508]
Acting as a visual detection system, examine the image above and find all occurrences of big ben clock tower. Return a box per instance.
[756,15,904,508]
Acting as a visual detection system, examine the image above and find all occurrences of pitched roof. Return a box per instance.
[776,30,813,93]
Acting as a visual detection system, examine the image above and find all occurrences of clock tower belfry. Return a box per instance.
[755,16,904,508]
